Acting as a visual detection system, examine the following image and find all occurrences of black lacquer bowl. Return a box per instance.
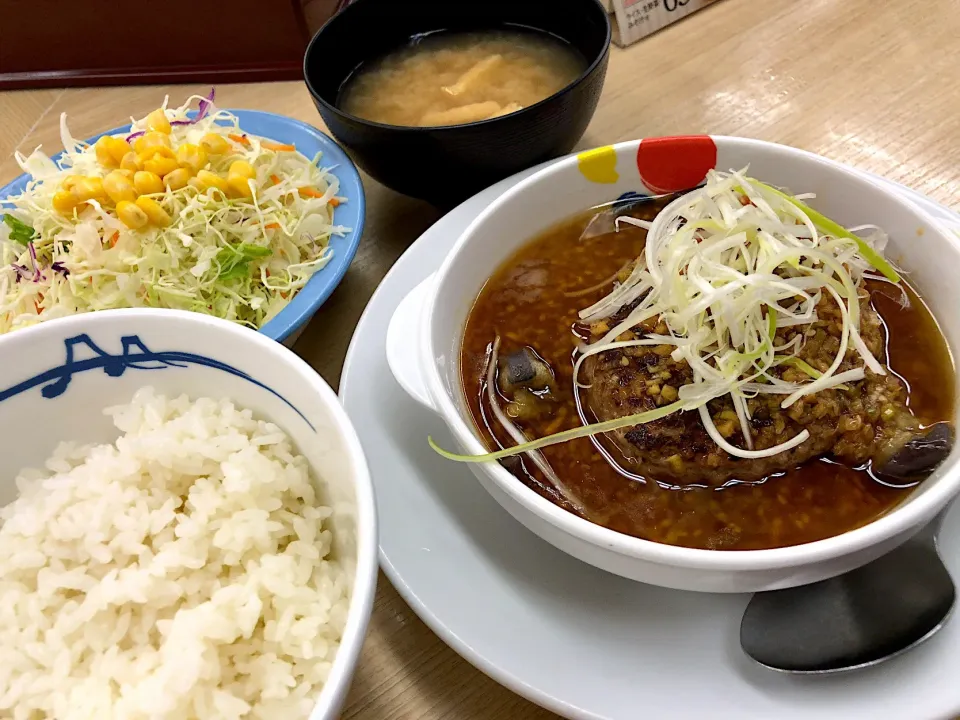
[303,0,611,206]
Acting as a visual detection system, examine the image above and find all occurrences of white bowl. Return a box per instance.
[0,309,377,718]
[387,136,960,593]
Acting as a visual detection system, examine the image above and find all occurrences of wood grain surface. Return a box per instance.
[2,0,959,716]
[0,0,313,89]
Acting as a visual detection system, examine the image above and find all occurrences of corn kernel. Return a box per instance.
[120,151,141,172]
[229,160,256,180]
[188,177,205,191]
[95,137,120,168]
[199,133,230,155]
[141,131,171,149]
[103,171,137,204]
[109,137,132,164]
[143,156,179,177]
[52,190,78,214]
[176,143,208,174]
[135,196,172,226]
[137,145,176,163]
[227,173,253,198]
[133,171,164,195]
[163,167,191,191]
[116,200,148,229]
[116,169,135,180]
[73,177,106,203]
[145,109,172,134]
[96,136,132,166]
[133,132,170,156]
[61,174,85,191]
[196,170,230,195]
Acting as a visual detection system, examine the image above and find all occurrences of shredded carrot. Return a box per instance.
[34,299,41,314]
[229,134,250,146]
[262,140,296,152]
[329,197,340,207]
[107,231,119,248]
[298,187,326,199]
[270,174,282,185]
[264,222,281,230]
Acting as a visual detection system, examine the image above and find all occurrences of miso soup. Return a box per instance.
[339,29,586,127]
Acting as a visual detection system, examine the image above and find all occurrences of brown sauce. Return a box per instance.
[460,201,955,550]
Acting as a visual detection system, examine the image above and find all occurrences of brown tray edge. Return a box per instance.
[0,62,306,91]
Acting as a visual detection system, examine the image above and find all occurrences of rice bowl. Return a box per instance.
[0,389,348,718]
[0,309,377,719]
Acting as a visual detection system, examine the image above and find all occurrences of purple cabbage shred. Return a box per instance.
[11,247,63,282]
[196,88,216,121]
[25,242,44,282]
[11,263,30,282]
[171,88,216,128]
[126,88,216,138]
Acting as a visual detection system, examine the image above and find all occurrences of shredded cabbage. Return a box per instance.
[0,93,349,332]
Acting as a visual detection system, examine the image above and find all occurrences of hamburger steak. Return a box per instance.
[582,290,935,485]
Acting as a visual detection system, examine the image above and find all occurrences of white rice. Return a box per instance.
[0,388,348,720]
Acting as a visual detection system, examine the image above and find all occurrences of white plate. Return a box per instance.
[339,163,960,720]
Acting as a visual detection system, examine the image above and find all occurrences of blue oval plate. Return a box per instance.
[0,110,366,343]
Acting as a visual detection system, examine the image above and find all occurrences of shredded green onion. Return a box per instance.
[782,356,824,379]
[780,356,850,391]
[437,167,904,466]
[753,181,901,283]
[430,401,684,463]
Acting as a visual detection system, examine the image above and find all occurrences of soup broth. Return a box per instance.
[339,29,585,127]
[460,201,955,551]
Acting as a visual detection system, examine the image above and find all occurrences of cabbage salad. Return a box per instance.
[0,90,349,332]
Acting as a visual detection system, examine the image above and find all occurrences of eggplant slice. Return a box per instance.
[874,422,955,480]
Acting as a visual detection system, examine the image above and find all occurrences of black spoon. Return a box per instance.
[740,509,955,674]
[578,191,683,241]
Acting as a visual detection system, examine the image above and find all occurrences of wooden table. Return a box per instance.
[2,0,959,716]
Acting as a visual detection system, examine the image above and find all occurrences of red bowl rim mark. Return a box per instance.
[636,135,718,195]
